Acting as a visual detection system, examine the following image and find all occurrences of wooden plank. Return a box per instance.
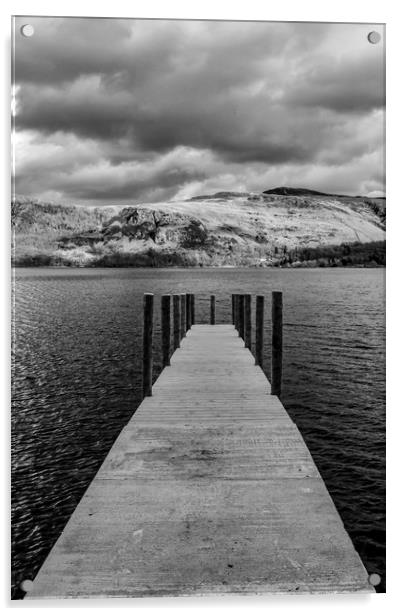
[26,324,373,599]
[26,479,372,598]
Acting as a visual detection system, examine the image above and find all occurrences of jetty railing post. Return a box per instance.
[161,294,171,367]
[210,295,216,325]
[173,294,181,350]
[186,294,191,331]
[239,294,245,341]
[234,294,239,332]
[180,293,186,339]
[244,294,252,349]
[271,291,283,397]
[255,295,264,367]
[142,293,154,397]
[190,293,195,325]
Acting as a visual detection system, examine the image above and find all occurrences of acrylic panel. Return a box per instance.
[11,17,385,599]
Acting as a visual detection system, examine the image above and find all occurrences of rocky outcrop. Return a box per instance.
[11,191,386,267]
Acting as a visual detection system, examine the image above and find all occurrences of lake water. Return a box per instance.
[11,267,386,596]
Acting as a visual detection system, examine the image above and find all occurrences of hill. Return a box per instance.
[11,192,385,267]
[263,186,340,197]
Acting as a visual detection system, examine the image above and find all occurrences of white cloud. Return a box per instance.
[13,18,385,202]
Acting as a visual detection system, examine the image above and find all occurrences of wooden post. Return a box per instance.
[231,294,235,325]
[190,293,195,325]
[180,293,186,339]
[210,295,216,325]
[244,294,252,349]
[186,293,191,331]
[142,293,153,397]
[173,294,180,350]
[234,294,239,332]
[238,294,245,341]
[271,291,283,397]
[255,295,264,367]
[161,294,171,367]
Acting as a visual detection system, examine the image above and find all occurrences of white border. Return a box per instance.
[2,1,400,614]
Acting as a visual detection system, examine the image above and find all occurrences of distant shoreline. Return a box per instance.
[12,263,385,269]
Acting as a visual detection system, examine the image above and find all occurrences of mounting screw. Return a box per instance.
[368,573,381,586]
[20,579,34,592]
[20,24,34,37]
[367,31,381,45]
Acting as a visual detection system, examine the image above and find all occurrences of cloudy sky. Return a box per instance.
[13,17,385,204]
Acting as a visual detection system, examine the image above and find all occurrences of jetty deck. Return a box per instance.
[26,322,372,598]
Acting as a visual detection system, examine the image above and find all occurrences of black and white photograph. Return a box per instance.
[11,15,385,600]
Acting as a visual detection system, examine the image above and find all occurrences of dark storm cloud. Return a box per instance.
[16,80,319,164]
[15,18,299,86]
[284,54,384,113]
[13,18,385,202]
[15,18,137,84]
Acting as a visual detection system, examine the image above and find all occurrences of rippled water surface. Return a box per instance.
[11,268,385,596]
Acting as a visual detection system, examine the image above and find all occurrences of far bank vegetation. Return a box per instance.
[11,192,386,268]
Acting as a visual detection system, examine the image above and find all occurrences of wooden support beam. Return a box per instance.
[186,294,191,331]
[255,295,264,367]
[238,294,245,341]
[190,293,195,325]
[161,294,171,367]
[180,293,186,339]
[244,294,252,349]
[210,295,216,325]
[173,294,181,350]
[271,291,283,397]
[234,294,239,332]
[142,293,153,397]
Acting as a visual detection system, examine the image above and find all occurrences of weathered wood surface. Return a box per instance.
[180,293,186,339]
[210,294,216,325]
[255,295,264,367]
[173,294,180,351]
[271,291,283,397]
[141,293,153,398]
[161,295,170,368]
[244,294,251,349]
[26,325,373,599]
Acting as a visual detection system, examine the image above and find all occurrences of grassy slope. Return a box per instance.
[11,193,385,267]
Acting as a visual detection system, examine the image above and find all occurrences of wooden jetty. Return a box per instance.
[25,293,373,598]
